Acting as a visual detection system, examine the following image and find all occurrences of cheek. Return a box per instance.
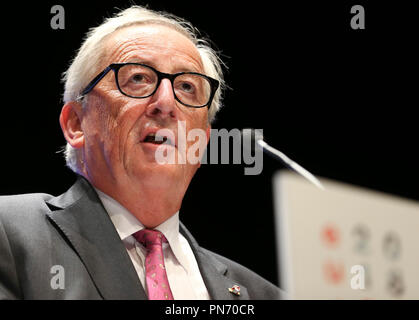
[184,107,209,129]
[182,112,210,165]
[184,109,209,142]
[96,93,147,132]
[82,96,139,157]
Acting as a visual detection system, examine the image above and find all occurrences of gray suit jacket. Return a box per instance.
[0,176,285,300]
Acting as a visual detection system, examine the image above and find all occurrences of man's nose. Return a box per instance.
[145,79,179,119]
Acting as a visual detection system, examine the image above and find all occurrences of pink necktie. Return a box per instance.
[133,229,174,300]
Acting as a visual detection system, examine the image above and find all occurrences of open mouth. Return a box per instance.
[142,132,175,147]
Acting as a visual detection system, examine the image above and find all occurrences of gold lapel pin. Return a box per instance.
[228,285,241,296]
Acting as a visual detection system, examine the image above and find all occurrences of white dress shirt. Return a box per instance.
[95,189,210,300]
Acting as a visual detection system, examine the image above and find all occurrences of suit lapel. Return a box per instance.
[179,223,249,300]
[45,176,146,300]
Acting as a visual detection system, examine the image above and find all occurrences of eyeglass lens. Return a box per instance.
[117,64,212,107]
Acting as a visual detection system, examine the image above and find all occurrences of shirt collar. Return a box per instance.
[94,188,190,272]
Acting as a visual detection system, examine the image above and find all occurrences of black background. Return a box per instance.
[1,0,417,288]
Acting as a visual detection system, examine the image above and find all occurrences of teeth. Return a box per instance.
[143,133,171,145]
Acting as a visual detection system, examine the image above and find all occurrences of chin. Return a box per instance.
[131,163,186,186]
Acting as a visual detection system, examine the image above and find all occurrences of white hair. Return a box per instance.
[61,5,226,173]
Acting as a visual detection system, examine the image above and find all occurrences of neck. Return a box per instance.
[91,178,184,229]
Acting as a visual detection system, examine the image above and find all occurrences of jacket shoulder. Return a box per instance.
[0,193,54,224]
[0,192,54,300]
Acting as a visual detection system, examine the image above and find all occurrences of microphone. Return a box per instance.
[242,129,325,190]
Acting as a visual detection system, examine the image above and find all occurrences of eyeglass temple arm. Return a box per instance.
[79,66,113,98]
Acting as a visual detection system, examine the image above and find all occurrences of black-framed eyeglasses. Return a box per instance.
[78,62,219,108]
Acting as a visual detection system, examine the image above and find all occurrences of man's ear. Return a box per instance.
[59,101,84,149]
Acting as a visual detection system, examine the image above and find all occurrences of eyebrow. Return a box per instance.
[124,59,202,74]
[125,58,155,68]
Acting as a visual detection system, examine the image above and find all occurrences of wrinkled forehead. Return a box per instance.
[100,23,204,72]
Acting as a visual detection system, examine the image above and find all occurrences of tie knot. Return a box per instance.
[134,229,167,248]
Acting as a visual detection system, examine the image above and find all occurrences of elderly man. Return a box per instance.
[0,6,284,300]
